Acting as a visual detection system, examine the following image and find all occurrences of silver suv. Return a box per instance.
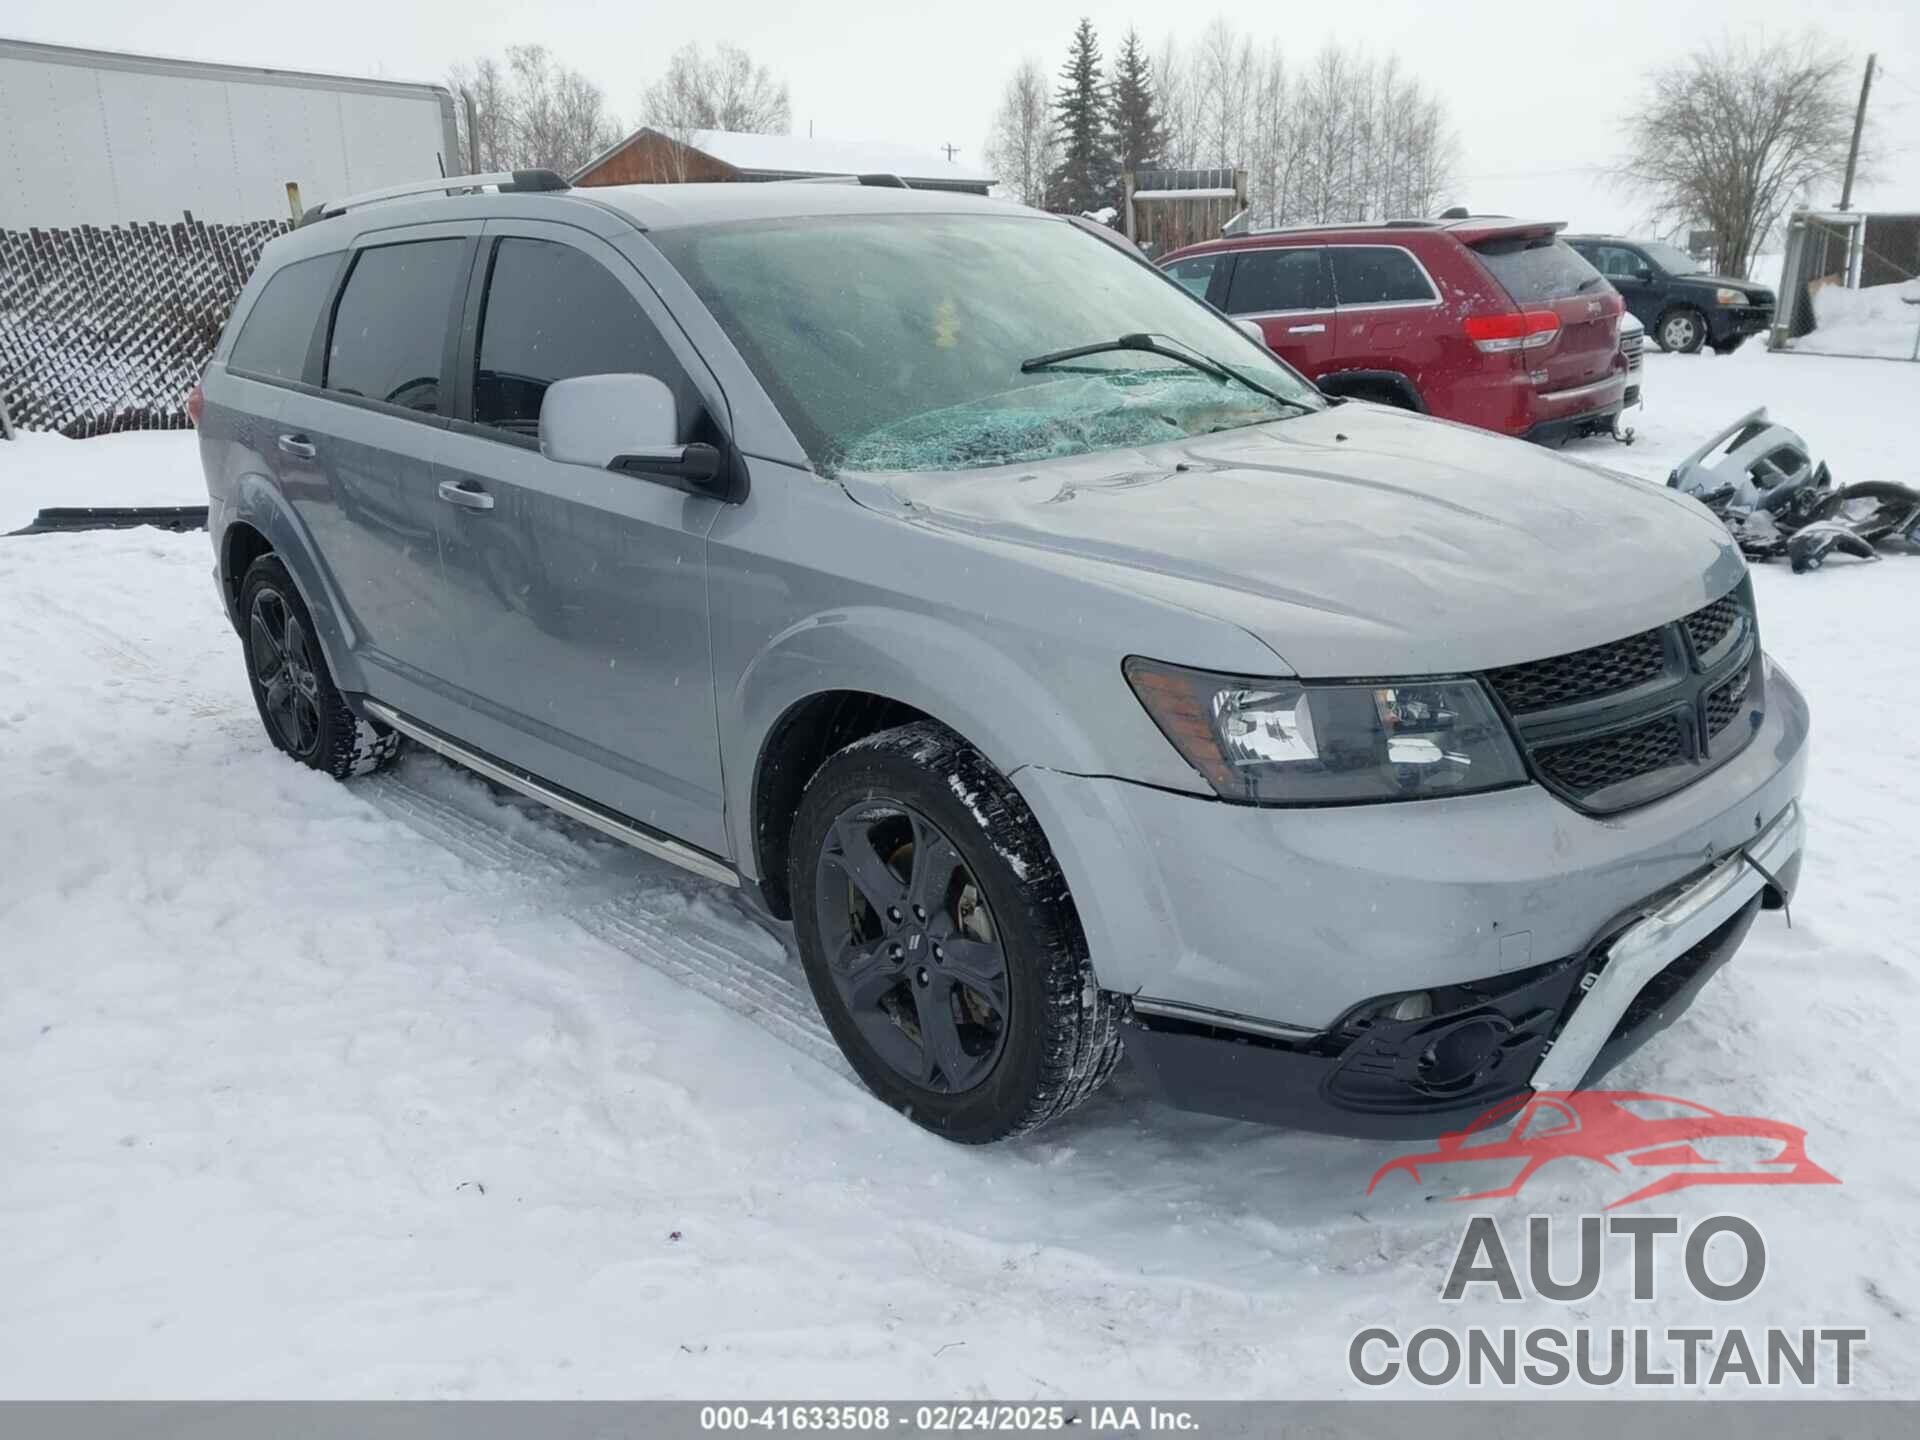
[197,172,1808,1143]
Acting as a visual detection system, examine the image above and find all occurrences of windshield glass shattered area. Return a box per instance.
[654,214,1322,475]
[838,369,1289,472]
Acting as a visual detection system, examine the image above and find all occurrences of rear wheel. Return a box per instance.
[790,721,1121,1142]
[1658,307,1706,354]
[239,554,399,779]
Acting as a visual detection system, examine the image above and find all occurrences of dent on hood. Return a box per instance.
[833,407,1749,677]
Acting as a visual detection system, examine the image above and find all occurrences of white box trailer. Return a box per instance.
[0,37,463,228]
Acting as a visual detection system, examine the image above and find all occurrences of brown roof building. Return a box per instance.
[572,127,993,195]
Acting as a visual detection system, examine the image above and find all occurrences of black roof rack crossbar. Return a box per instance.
[302,168,570,225]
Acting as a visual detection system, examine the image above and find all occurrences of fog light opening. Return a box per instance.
[1417,1017,1510,1092]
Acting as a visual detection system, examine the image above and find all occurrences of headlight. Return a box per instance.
[1714,287,1748,306]
[1123,658,1529,805]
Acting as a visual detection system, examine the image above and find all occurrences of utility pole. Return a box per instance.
[941,143,959,162]
[1839,53,1875,211]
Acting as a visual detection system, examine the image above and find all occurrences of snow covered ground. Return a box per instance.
[2,345,1918,1399]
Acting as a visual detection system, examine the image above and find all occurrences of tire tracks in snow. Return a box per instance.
[357,761,850,1076]
[35,584,853,1081]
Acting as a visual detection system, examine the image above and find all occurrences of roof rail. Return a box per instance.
[780,173,913,189]
[302,169,570,225]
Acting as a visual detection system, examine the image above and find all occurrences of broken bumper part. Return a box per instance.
[1121,798,1802,1139]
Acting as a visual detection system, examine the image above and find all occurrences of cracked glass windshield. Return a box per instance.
[655,214,1322,474]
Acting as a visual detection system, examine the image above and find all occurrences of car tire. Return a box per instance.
[239,553,400,780]
[1658,307,1706,354]
[790,720,1122,1143]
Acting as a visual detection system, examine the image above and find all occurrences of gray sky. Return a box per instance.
[10,0,1918,235]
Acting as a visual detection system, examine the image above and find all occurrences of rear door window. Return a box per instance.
[1472,236,1605,304]
[1583,245,1643,280]
[1329,247,1435,307]
[324,239,467,414]
[1224,248,1329,315]
[472,237,687,436]
[229,253,339,382]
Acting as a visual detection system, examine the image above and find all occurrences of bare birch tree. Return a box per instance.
[449,45,622,177]
[639,42,791,179]
[1618,36,1858,277]
[983,60,1057,207]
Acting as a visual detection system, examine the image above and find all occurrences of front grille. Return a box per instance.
[1536,714,1686,794]
[1619,332,1645,369]
[1704,668,1751,738]
[1685,594,1742,656]
[1484,583,1761,814]
[1485,626,1667,715]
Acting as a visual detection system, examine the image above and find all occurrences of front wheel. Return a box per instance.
[1659,307,1706,354]
[790,721,1122,1142]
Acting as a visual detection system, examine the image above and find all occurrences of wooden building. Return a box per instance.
[573,128,993,195]
[1123,168,1250,256]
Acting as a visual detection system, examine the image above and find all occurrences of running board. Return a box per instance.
[360,700,739,888]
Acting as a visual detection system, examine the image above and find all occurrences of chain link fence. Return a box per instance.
[1771,209,1920,362]
[0,217,288,437]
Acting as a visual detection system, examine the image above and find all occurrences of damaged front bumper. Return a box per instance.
[1120,800,1800,1137]
[1013,658,1810,1138]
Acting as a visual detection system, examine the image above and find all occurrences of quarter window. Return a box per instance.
[473,238,683,436]
[1329,247,1436,306]
[229,253,339,382]
[324,239,466,414]
[1164,255,1220,300]
[1224,248,1329,314]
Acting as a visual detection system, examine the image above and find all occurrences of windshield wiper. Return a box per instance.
[1576,275,1607,292]
[1020,332,1303,410]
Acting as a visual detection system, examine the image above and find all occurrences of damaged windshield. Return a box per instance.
[653,213,1322,474]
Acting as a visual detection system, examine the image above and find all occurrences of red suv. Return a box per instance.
[1159,218,1627,443]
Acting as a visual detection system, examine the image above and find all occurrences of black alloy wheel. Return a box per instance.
[815,799,1012,1094]
[237,553,400,779]
[248,584,325,760]
[789,721,1123,1142]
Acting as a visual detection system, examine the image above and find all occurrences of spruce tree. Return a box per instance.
[1046,19,1118,216]
[1108,28,1167,197]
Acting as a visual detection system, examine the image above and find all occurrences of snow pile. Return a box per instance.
[0,430,209,533]
[1797,277,1920,360]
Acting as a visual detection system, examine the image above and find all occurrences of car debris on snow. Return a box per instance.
[1668,407,1920,572]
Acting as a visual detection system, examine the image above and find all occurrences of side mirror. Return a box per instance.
[1635,267,1655,284]
[1234,318,1271,349]
[538,373,730,497]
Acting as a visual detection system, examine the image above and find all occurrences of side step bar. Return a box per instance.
[360,700,739,888]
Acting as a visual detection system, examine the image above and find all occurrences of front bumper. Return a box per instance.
[1710,304,1775,344]
[1122,802,1798,1136]
[1521,400,1624,446]
[1013,658,1809,1135]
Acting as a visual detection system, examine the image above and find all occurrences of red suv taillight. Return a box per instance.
[185,382,205,427]
[1464,310,1561,353]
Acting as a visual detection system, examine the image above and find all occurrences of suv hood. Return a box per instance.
[1680,273,1774,300]
[838,404,1747,677]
